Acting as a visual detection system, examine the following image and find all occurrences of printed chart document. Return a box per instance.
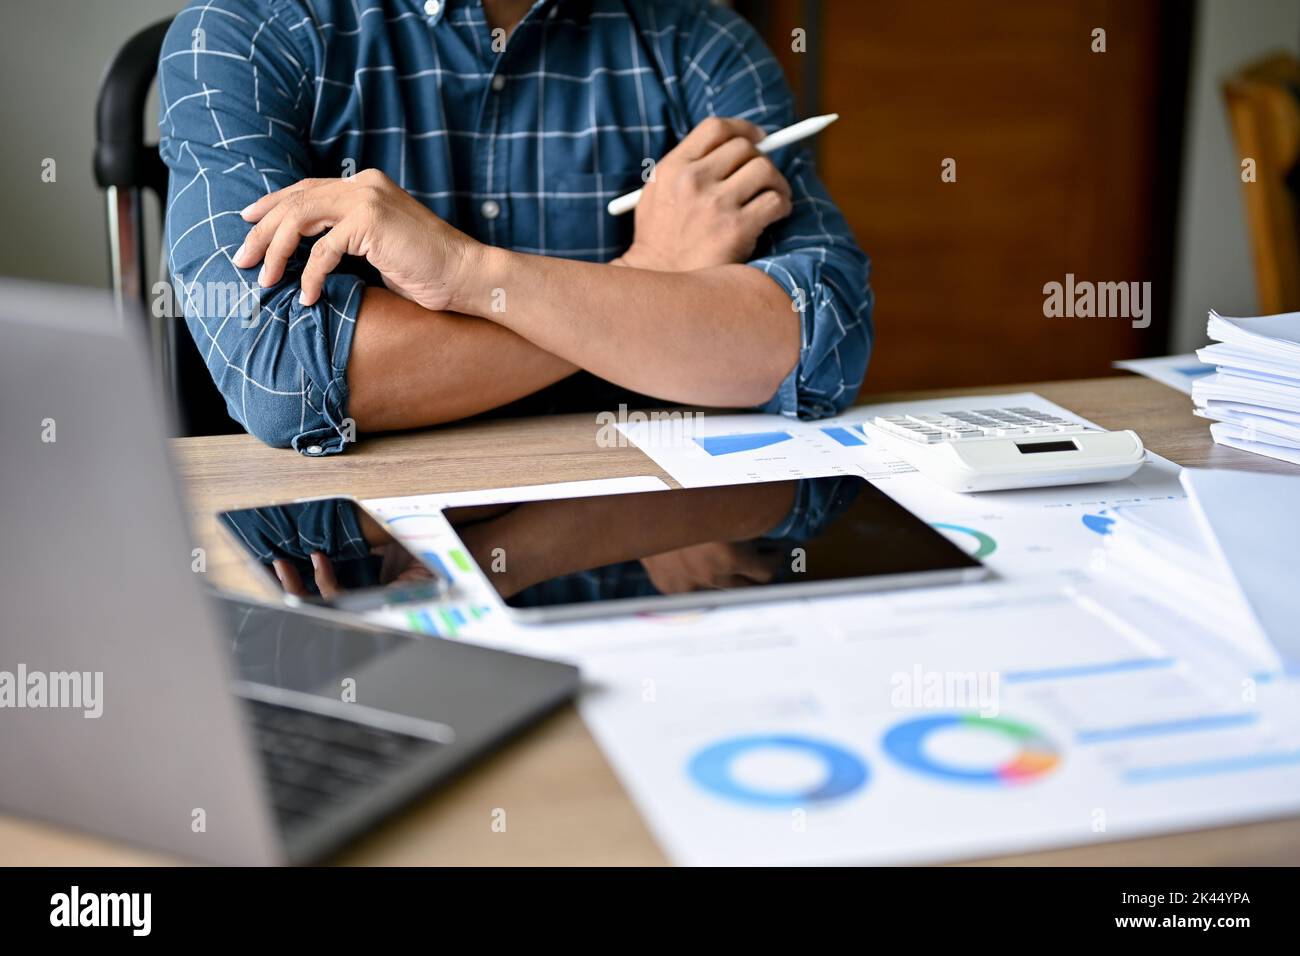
[358,402,1300,866]
[1113,354,1214,394]
[618,391,1143,491]
[1091,499,1278,671]
[616,410,915,487]
[567,583,1300,865]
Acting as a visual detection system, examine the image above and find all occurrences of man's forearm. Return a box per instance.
[346,287,578,432]
[450,250,800,408]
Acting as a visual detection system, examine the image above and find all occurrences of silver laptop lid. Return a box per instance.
[0,280,279,865]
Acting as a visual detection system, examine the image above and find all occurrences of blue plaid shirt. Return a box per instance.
[159,0,873,454]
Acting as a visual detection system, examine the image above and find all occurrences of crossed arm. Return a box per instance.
[343,266,796,432]
[159,5,871,453]
[233,118,800,432]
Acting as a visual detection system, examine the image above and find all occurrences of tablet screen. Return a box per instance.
[440,476,983,613]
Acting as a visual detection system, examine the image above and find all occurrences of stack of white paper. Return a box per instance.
[1192,310,1300,464]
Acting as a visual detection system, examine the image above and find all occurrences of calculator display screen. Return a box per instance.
[1014,440,1078,454]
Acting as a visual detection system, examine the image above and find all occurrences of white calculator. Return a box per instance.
[862,406,1146,493]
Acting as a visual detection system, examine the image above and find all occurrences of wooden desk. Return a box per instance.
[4,377,1299,865]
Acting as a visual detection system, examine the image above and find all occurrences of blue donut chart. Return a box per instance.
[688,734,869,807]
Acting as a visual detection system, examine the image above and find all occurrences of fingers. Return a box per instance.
[231,202,288,271]
[234,192,338,287]
[271,558,307,598]
[309,552,340,600]
[697,135,762,182]
[674,116,764,162]
[739,188,794,233]
[720,543,778,582]
[262,206,334,287]
[239,179,320,222]
[726,155,792,207]
[299,225,352,306]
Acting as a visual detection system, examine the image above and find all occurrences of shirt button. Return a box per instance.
[305,444,324,456]
[423,0,441,17]
[491,74,506,92]
[480,199,501,220]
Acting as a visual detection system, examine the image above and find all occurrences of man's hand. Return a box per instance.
[614,117,793,272]
[641,541,782,594]
[233,169,482,311]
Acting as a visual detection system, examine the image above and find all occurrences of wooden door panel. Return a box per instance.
[760,0,1185,394]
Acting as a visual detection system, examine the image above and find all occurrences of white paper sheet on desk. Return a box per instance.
[357,422,1300,865]
[1184,468,1300,666]
[515,582,1300,866]
[1113,354,1214,394]
[613,408,916,487]
[1210,424,1300,465]
[1209,309,1300,357]
[1198,400,1300,428]
[1196,404,1300,444]
[1209,415,1300,450]
[1205,365,1300,388]
[867,456,1184,583]
[617,391,1146,489]
[1094,501,1281,673]
[1194,373,1300,413]
[1198,343,1300,382]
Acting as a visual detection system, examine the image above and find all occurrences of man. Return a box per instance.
[160,0,872,455]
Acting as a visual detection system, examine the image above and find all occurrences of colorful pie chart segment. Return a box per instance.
[931,523,998,560]
[882,714,1060,785]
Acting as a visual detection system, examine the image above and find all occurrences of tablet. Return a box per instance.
[440,476,988,623]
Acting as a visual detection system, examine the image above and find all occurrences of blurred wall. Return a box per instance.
[0,1,180,290]
[1170,0,1300,350]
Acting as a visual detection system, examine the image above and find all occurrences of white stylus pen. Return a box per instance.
[606,112,839,217]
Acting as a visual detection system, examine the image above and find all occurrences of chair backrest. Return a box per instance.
[93,17,241,437]
[1223,52,1300,315]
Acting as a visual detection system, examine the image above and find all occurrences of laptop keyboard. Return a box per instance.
[244,698,443,833]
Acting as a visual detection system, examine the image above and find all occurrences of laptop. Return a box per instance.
[0,281,580,865]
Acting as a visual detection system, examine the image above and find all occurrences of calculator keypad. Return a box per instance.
[872,407,1093,444]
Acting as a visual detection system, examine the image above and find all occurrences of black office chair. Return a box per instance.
[93,17,241,437]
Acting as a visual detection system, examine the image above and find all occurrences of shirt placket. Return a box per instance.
[482,79,507,248]
[465,1,522,248]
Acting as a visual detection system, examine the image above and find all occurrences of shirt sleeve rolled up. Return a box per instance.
[158,0,362,454]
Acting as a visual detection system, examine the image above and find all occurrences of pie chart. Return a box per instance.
[931,523,998,559]
[688,734,869,807]
[882,714,1060,785]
